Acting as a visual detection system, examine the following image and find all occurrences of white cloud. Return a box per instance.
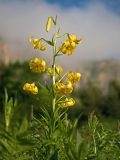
[0,0,120,69]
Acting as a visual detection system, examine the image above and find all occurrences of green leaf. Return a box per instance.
[44,39,54,46]
[18,117,28,135]
[45,82,52,92]
[0,139,13,154]
[16,155,32,160]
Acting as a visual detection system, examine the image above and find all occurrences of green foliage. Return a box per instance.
[32,106,68,160]
[0,91,120,159]
[71,80,120,121]
[0,62,120,159]
[87,114,120,159]
[4,88,17,131]
[64,114,120,160]
[0,91,35,160]
[78,82,104,116]
[103,80,120,117]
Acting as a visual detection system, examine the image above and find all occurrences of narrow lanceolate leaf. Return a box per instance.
[16,155,32,160]
[43,39,54,46]
[18,117,28,135]
[4,89,17,131]
[45,82,52,92]
[54,110,67,124]
[37,82,46,89]
[78,143,85,158]
[0,139,13,154]
[70,146,78,160]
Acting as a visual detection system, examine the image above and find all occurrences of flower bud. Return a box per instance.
[46,17,52,32]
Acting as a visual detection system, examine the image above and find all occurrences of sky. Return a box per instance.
[0,0,120,69]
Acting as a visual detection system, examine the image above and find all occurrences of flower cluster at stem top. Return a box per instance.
[23,16,82,109]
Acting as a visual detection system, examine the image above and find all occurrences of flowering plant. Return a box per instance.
[23,16,83,159]
[23,16,82,110]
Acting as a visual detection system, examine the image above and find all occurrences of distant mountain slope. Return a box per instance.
[81,59,120,89]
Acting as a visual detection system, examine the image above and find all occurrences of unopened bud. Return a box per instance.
[46,17,52,32]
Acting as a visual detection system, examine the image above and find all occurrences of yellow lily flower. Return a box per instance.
[58,97,75,108]
[59,34,82,55]
[60,40,76,55]
[60,39,76,55]
[67,72,81,84]
[29,37,46,51]
[55,81,73,94]
[46,67,53,76]
[29,58,46,73]
[68,34,83,44]
[23,82,38,94]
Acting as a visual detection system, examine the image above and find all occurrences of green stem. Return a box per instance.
[58,72,68,82]
[55,95,66,104]
[93,134,97,154]
[52,31,57,112]
[56,32,69,38]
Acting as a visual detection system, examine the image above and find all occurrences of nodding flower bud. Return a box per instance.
[46,17,52,32]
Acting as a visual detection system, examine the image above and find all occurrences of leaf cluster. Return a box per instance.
[0,91,120,160]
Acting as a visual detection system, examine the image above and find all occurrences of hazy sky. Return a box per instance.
[0,0,120,69]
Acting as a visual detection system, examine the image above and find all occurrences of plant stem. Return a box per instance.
[52,30,57,112]
[93,134,97,154]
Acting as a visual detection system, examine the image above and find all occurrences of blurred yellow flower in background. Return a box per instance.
[29,37,46,51]
[23,82,38,94]
[29,58,46,73]
[67,72,81,84]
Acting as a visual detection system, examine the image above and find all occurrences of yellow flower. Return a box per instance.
[40,45,46,51]
[55,66,63,75]
[29,37,46,51]
[55,81,73,94]
[65,98,75,106]
[58,97,75,108]
[29,58,46,73]
[46,17,52,32]
[60,39,76,55]
[23,82,38,94]
[68,34,83,44]
[59,34,82,55]
[67,72,81,84]
[46,66,63,76]
[46,67,53,76]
